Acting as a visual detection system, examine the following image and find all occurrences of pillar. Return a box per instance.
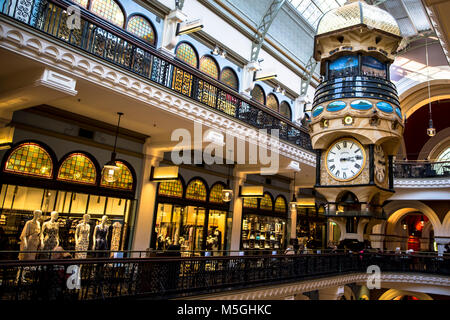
[229,170,247,254]
[240,61,260,98]
[131,139,163,254]
[290,205,297,242]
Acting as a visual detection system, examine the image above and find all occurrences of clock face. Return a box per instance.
[374,145,386,183]
[326,138,366,181]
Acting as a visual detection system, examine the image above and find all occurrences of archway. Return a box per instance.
[379,289,433,300]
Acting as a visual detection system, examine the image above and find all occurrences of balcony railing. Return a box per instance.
[0,252,448,300]
[0,0,312,151]
[394,160,450,179]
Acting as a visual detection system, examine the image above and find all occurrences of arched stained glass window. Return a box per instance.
[127,16,156,45]
[274,196,287,213]
[267,94,279,111]
[176,42,198,68]
[71,0,89,8]
[158,179,183,198]
[251,85,265,105]
[260,193,273,211]
[101,161,134,190]
[209,183,225,204]
[57,153,97,184]
[243,197,258,209]
[90,0,125,27]
[186,179,207,201]
[4,142,53,178]
[199,56,219,79]
[280,101,292,120]
[220,68,238,90]
[436,147,450,175]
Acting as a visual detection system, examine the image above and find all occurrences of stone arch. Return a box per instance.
[379,289,433,300]
[417,127,450,160]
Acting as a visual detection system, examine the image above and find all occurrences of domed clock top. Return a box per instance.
[325,138,366,182]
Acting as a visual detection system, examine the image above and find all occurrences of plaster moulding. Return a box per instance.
[394,178,450,188]
[0,19,316,166]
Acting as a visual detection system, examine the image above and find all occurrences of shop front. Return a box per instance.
[0,140,137,259]
[241,193,288,252]
[295,205,327,250]
[151,177,231,255]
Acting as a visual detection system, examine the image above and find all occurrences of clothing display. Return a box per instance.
[41,222,59,251]
[75,222,90,259]
[94,224,109,251]
[19,219,41,260]
[110,222,122,252]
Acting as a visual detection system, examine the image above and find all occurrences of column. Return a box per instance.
[229,170,247,254]
[131,139,163,254]
[240,61,260,98]
[159,9,187,56]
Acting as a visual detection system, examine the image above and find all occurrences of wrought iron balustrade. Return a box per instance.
[394,160,450,179]
[0,0,312,151]
[0,252,448,300]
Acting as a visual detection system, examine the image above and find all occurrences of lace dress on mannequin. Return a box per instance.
[19,220,41,260]
[110,222,122,253]
[42,222,59,251]
[75,223,90,259]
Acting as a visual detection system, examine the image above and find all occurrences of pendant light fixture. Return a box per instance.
[102,112,123,183]
[289,171,297,210]
[222,150,233,202]
[425,37,436,137]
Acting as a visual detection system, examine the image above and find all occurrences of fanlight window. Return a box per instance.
[260,193,273,211]
[176,43,198,68]
[158,179,183,198]
[209,183,225,204]
[186,179,207,201]
[57,153,97,185]
[199,56,219,80]
[220,68,239,90]
[90,0,125,27]
[71,0,89,8]
[4,143,53,178]
[127,16,155,45]
[243,197,258,209]
[251,85,265,105]
[280,102,292,120]
[436,147,450,175]
[267,94,279,111]
[274,196,287,213]
[101,161,134,190]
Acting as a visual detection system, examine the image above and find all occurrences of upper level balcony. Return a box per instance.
[0,0,312,151]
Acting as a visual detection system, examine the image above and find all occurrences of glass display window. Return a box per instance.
[361,56,386,78]
[207,210,228,253]
[241,214,286,251]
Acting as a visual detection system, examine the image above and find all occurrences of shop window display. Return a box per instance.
[206,210,227,253]
[185,179,207,201]
[241,214,286,250]
[295,206,327,250]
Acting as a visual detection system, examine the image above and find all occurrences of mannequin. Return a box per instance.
[93,215,109,257]
[40,211,60,257]
[19,210,42,260]
[109,221,122,254]
[75,214,91,259]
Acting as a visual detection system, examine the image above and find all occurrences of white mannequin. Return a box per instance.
[19,210,42,260]
[40,211,60,253]
[75,214,91,259]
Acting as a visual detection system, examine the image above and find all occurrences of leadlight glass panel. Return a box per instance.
[186,179,207,201]
[280,101,292,120]
[243,197,258,209]
[172,67,193,96]
[176,43,198,68]
[260,193,273,211]
[209,184,225,204]
[158,179,183,198]
[274,196,287,213]
[4,143,53,178]
[101,161,133,190]
[71,0,89,8]
[217,91,238,117]
[127,16,155,45]
[220,68,238,90]
[57,153,97,184]
[199,56,219,79]
[251,85,265,105]
[90,0,125,27]
[196,79,217,108]
[267,94,279,111]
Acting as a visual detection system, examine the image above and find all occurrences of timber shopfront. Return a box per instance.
[241,193,288,251]
[0,140,138,258]
[151,177,231,255]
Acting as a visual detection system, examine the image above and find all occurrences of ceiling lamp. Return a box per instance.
[402,219,407,230]
[420,216,425,227]
[289,171,297,210]
[425,37,436,137]
[222,150,233,202]
[102,112,123,183]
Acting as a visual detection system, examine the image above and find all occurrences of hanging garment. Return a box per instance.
[42,222,59,252]
[110,222,122,252]
[95,224,109,251]
[75,223,90,259]
[19,220,41,260]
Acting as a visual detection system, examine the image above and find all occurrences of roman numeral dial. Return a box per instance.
[325,138,366,182]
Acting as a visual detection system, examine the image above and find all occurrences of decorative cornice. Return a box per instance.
[394,178,450,188]
[188,273,450,300]
[0,18,316,167]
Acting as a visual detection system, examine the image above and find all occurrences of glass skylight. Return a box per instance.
[288,0,347,28]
